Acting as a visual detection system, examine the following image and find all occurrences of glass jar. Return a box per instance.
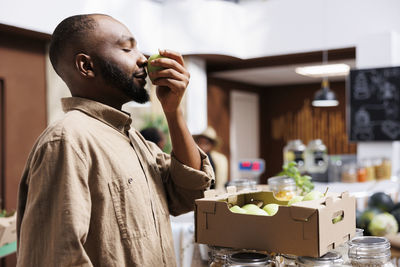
[296,251,343,267]
[305,139,328,174]
[348,236,394,267]
[357,161,367,182]
[363,159,376,181]
[335,228,364,264]
[209,246,239,267]
[328,155,343,182]
[341,163,358,183]
[380,158,392,180]
[227,179,257,192]
[283,140,306,173]
[226,252,273,266]
[268,176,297,201]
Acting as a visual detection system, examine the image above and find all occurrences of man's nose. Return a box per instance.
[138,53,147,67]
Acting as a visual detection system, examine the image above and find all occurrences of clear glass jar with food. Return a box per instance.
[283,140,306,173]
[373,158,385,180]
[357,161,367,182]
[225,252,273,266]
[363,159,376,181]
[209,246,239,267]
[305,139,328,174]
[341,163,358,183]
[296,251,344,267]
[268,176,297,201]
[381,158,392,180]
[348,236,395,267]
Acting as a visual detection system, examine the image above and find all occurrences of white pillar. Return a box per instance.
[356,31,400,177]
[184,57,208,134]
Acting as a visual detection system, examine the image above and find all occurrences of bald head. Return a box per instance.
[49,14,102,75]
[49,14,149,109]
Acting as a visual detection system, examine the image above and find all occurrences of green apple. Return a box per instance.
[288,196,304,206]
[332,215,343,224]
[241,204,269,216]
[247,208,269,216]
[147,54,166,73]
[263,203,279,216]
[229,205,247,214]
[241,204,261,213]
[303,191,324,201]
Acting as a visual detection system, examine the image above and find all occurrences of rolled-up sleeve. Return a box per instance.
[169,149,214,190]
[156,147,215,216]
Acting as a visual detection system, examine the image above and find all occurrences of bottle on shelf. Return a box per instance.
[305,139,328,174]
[283,140,306,173]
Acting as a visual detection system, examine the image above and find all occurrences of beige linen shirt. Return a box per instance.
[16,97,214,267]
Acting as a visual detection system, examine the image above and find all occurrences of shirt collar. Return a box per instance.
[61,97,132,135]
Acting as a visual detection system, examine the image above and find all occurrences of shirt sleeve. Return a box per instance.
[17,138,93,267]
[155,144,215,216]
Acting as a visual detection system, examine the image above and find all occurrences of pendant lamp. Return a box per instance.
[312,78,339,107]
[311,50,339,107]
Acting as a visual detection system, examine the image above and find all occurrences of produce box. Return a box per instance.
[195,187,356,257]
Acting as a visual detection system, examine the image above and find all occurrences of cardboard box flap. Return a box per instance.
[204,189,218,198]
[196,200,217,214]
[289,206,317,221]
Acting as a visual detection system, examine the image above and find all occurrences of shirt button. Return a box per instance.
[128,178,133,184]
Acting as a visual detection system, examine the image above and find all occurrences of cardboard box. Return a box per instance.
[195,187,356,257]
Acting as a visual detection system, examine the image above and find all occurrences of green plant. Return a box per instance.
[0,209,15,217]
[279,161,314,196]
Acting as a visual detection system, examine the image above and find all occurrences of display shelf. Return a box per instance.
[314,177,400,210]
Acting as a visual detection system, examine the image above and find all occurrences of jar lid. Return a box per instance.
[268,176,296,186]
[297,251,343,266]
[348,236,391,260]
[228,252,269,264]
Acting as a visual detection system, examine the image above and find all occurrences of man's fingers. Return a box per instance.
[158,49,185,67]
[148,57,186,74]
[149,68,188,83]
[152,78,186,93]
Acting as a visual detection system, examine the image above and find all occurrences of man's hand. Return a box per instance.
[147,49,190,113]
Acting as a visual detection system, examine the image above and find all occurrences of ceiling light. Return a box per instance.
[295,63,350,77]
[312,78,339,107]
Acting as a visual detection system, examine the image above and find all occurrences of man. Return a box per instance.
[194,127,228,191]
[17,14,214,267]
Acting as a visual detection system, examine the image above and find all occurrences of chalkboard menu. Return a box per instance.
[348,66,400,141]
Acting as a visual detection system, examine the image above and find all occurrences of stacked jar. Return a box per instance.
[295,251,344,266]
[225,252,273,267]
[348,236,395,267]
[209,246,239,267]
[334,228,364,263]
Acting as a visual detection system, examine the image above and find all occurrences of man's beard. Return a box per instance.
[94,56,149,104]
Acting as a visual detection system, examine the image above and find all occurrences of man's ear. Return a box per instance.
[75,53,95,78]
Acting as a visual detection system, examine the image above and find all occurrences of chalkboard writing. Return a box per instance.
[348,66,400,141]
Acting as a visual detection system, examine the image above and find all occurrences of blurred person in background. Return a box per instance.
[16,14,213,267]
[140,126,166,151]
[194,126,228,191]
